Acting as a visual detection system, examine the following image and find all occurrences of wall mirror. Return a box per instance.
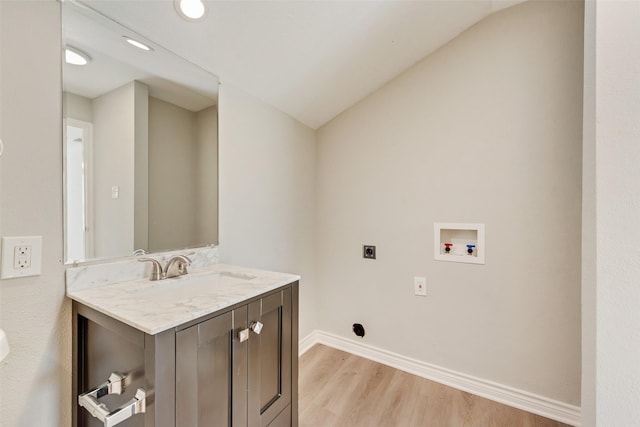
[62,0,219,264]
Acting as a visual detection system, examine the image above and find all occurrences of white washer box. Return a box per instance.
[434,223,485,265]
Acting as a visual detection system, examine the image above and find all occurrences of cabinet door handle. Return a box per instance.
[250,321,263,335]
[238,328,250,343]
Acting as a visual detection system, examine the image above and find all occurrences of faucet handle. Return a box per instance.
[165,255,192,279]
[138,258,164,281]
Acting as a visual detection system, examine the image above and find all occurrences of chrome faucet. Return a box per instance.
[138,257,164,281]
[138,254,192,281]
[164,255,191,278]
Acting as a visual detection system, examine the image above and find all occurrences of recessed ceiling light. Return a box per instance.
[65,46,91,66]
[174,0,207,22]
[124,37,153,51]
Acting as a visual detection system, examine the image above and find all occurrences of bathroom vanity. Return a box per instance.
[67,263,299,427]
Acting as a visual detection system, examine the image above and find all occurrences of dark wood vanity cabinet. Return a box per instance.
[176,287,294,427]
[248,289,293,427]
[73,282,298,427]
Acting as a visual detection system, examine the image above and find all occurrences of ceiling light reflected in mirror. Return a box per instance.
[65,46,91,65]
[124,37,153,51]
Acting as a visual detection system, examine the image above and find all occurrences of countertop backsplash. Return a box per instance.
[66,245,220,292]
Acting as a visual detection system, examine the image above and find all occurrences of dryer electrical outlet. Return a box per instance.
[1,236,43,279]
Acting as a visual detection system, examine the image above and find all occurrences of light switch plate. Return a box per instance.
[414,276,427,296]
[1,236,43,279]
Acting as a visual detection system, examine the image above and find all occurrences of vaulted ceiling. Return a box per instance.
[84,0,525,129]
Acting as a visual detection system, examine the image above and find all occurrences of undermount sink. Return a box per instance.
[130,270,257,302]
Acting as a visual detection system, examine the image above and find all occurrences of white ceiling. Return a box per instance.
[83,0,524,129]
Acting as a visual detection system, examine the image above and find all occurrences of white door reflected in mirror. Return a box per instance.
[0,329,9,361]
[65,119,94,261]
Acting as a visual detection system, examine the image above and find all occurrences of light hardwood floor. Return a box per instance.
[299,344,572,427]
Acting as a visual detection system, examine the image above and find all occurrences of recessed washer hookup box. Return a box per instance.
[434,223,485,265]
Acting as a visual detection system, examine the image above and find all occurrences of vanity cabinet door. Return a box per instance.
[176,311,234,427]
[248,288,292,427]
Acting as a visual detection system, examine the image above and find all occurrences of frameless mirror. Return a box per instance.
[62,1,219,264]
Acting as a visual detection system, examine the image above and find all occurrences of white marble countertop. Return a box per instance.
[66,264,300,335]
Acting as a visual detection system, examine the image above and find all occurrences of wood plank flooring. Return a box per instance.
[299,344,572,427]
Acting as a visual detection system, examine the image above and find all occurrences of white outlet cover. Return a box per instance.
[414,276,427,296]
[1,236,43,279]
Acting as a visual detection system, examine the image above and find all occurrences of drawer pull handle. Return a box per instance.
[250,321,263,335]
[78,373,146,427]
[239,328,250,343]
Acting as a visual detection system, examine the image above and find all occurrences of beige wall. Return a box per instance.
[582,0,596,422]
[148,98,218,252]
[218,83,318,338]
[0,0,3,414]
[583,0,640,424]
[133,82,149,252]
[64,92,93,123]
[148,96,198,251]
[64,85,149,258]
[0,1,71,425]
[92,82,140,258]
[195,105,219,246]
[316,0,583,405]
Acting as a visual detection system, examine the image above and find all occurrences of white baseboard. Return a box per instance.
[299,330,319,355]
[300,330,581,426]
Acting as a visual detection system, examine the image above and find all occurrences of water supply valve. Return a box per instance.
[466,244,476,255]
[444,243,453,254]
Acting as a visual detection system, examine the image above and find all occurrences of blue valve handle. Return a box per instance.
[466,244,476,249]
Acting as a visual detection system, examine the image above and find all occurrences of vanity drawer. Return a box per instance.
[75,307,146,427]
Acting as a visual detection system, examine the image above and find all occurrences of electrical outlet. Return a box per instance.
[414,276,427,296]
[1,236,42,279]
[363,245,376,259]
[14,246,32,269]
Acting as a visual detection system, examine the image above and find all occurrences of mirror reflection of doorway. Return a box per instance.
[65,118,94,261]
